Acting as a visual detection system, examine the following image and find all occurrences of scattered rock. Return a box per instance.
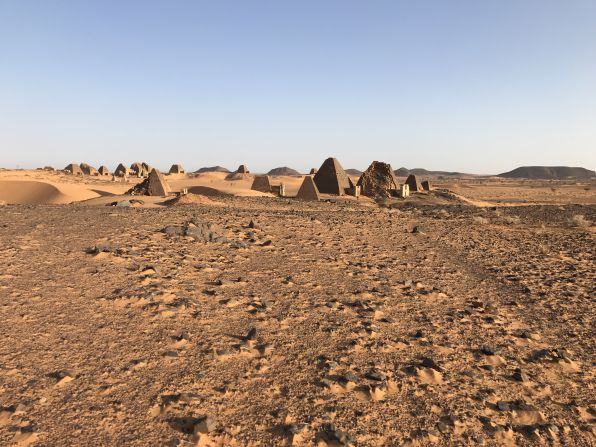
[364,370,387,381]
[513,368,530,382]
[318,423,355,446]
[420,357,442,372]
[194,415,217,434]
[162,221,227,243]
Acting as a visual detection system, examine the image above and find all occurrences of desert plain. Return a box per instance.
[0,167,594,446]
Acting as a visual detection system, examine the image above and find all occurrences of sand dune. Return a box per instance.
[0,180,70,204]
[0,170,132,204]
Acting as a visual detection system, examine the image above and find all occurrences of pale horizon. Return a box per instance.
[1,1,595,174]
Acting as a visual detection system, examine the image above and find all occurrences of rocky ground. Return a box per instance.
[0,199,594,446]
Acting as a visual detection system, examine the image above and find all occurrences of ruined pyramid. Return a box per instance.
[357,161,399,198]
[251,175,272,193]
[405,174,423,192]
[126,169,171,196]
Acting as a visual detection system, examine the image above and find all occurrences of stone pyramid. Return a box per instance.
[126,169,171,196]
[251,175,272,193]
[313,157,350,195]
[405,174,423,192]
[98,166,110,176]
[169,164,185,174]
[236,164,249,174]
[296,175,320,201]
[130,162,145,177]
[357,161,399,198]
[421,180,432,191]
[114,163,128,177]
[64,163,83,175]
[80,163,98,176]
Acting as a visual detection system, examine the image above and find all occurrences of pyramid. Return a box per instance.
[313,158,351,195]
[80,163,98,176]
[309,168,317,175]
[421,180,432,191]
[142,162,152,174]
[169,164,185,174]
[405,174,423,192]
[126,169,171,196]
[114,163,128,177]
[251,175,272,193]
[130,162,146,177]
[296,175,320,201]
[64,163,83,175]
[357,161,399,198]
[236,164,249,174]
[98,166,110,176]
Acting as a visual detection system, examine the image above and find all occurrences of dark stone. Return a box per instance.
[481,346,498,356]
[364,370,387,381]
[497,401,510,411]
[420,357,442,371]
[339,372,358,383]
[244,328,257,341]
[513,369,530,382]
[319,423,355,446]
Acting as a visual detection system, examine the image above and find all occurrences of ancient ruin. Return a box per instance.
[64,163,83,175]
[357,161,399,198]
[405,174,423,192]
[251,175,272,193]
[296,175,320,201]
[270,184,285,197]
[398,184,410,198]
[114,164,128,177]
[169,164,185,174]
[80,163,98,176]
[421,180,432,191]
[126,169,171,196]
[313,158,351,195]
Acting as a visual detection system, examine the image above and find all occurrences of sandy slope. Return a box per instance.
[0,171,130,205]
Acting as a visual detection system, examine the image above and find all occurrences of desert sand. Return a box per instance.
[0,168,594,446]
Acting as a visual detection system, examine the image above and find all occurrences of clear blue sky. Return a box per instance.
[1,0,595,174]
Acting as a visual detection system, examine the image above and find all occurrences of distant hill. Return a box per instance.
[394,167,469,177]
[195,166,230,173]
[497,166,595,179]
[267,166,300,176]
[345,168,363,176]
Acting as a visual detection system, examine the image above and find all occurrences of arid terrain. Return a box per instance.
[0,169,594,446]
